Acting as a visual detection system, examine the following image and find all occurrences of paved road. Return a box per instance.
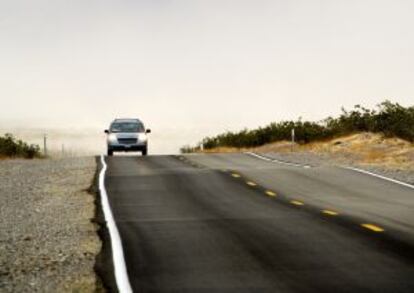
[104,154,414,292]
[187,153,414,236]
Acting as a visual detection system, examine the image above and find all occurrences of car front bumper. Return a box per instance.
[108,143,147,152]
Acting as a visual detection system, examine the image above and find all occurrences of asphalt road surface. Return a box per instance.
[104,154,414,293]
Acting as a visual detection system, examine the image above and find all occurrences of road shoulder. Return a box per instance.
[0,157,103,292]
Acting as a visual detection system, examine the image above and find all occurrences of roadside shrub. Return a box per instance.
[185,101,414,152]
[0,134,41,158]
[180,145,200,154]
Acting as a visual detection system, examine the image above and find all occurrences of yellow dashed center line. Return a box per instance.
[232,173,241,178]
[361,224,384,232]
[322,210,338,216]
[290,200,304,206]
[246,181,257,186]
[265,190,277,197]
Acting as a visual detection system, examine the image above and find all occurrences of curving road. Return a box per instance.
[103,154,414,292]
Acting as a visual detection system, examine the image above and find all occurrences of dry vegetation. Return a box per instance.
[183,101,414,172]
[305,133,414,170]
[0,134,41,159]
[182,101,414,153]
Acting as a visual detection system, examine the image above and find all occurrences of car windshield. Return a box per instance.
[110,122,144,133]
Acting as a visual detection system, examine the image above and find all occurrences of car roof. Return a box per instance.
[112,118,142,124]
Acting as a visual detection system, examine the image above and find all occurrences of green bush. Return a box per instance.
[187,101,414,152]
[0,134,41,159]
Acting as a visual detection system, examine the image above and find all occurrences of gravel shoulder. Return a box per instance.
[202,133,414,185]
[0,157,102,293]
[262,151,414,185]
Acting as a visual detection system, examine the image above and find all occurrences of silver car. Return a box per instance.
[104,118,151,156]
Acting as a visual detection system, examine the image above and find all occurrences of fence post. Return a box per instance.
[43,134,48,157]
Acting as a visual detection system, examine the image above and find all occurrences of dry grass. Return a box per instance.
[201,146,249,153]
[302,133,414,170]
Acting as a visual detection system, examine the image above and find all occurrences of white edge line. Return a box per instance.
[99,155,133,293]
[245,152,311,169]
[342,166,414,190]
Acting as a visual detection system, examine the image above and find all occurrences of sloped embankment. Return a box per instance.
[203,132,414,184]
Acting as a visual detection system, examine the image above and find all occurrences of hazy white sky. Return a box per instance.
[1,0,413,151]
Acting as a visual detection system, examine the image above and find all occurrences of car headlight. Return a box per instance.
[108,134,117,142]
[138,133,147,142]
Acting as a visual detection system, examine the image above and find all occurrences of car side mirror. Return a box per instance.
[146,129,151,134]
[104,129,109,134]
